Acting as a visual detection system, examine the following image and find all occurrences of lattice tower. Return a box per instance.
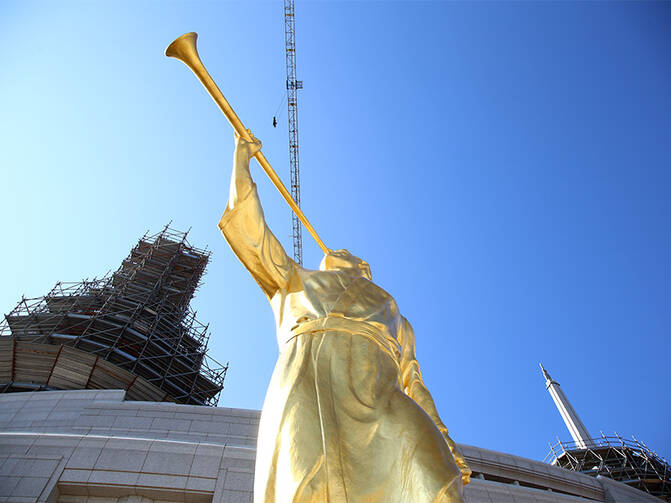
[284,0,304,264]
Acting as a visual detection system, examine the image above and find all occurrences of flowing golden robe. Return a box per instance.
[219,184,468,503]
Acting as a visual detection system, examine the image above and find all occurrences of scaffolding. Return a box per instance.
[0,225,227,406]
[546,433,670,501]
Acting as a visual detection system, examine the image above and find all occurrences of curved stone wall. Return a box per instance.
[0,390,660,503]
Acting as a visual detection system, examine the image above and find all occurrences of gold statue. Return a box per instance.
[219,134,470,502]
[166,32,470,503]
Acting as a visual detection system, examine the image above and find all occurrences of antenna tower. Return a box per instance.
[284,0,304,264]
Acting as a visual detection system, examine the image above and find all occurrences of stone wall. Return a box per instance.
[0,390,257,503]
[0,390,661,503]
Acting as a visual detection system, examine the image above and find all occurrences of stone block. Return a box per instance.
[173,411,216,422]
[28,458,59,478]
[0,436,32,455]
[0,392,35,403]
[95,448,148,472]
[77,408,102,418]
[26,436,76,458]
[185,476,216,493]
[0,456,30,476]
[512,456,536,472]
[219,489,252,503]
[223,470,254,492]
[74,414,113,428]
[149,440,197,455]
[151,418,190,432]
[0,413,17,425]
[10,476,49,498]
[136,409,176,419]
[89,389,126,400]
[104,438,153,452]
[30,445,74,459]
[459,444,483,460]
[87,469,139,487]
[219,414,251,425]
[33,434,77,447]
[0,401,23,412]
[184,490,215,503]
[57,491,86,500]
[219,457,254,471]
[228,423,257,437]
[0,475,20,496]
[69,426,93,437]
[136,473,187,490]
[20,399,60,410]
[167,431,208,444]
[86,484,139,499]
[194,444,224,458]
[489,486,517,503]
[13,411,51,422]
[239,437,256,448]
[92,407,139,417]
[112,416,154,430]
[190,420,227,435]
[222,447,255,460]
[5,420,33,431]
[86,428,125,438]
[216,407,260,419]
[133,402,178,412]
[55,398,93,410]
[34,420,75,430]
[105,428,163,440]
[142,452,193,476]
[76,436,108,448]
[46,411,81,421]
[189,455,222,478]
[59,468,91,484]
[135,486,185,503]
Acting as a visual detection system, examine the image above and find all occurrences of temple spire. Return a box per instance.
[540,363,594,449]
[539,362,552,381]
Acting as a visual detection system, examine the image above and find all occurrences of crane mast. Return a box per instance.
[284,0,304,264]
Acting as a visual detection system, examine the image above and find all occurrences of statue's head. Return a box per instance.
[320,249,372,280]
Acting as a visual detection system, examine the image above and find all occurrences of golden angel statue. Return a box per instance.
[219,134,470,503]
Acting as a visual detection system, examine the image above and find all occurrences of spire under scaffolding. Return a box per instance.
[0,226,227,406]
[540,363,594,449]
[541,364,671,501]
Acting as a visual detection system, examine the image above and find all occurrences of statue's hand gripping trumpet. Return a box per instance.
[166,32,470,503]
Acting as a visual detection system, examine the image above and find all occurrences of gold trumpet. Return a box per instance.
[165,32,330,255]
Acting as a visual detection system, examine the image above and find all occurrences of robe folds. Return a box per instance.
[219,184,467,503]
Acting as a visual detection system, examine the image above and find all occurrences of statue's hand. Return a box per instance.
[235,130,262,159]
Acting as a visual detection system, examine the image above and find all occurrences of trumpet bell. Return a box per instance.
[165,32,199,62]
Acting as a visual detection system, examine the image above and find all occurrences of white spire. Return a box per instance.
[540,363,594,449]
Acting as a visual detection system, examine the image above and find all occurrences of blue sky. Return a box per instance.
[1,1,669,463]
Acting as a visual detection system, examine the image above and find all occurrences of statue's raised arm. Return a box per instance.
[218,134,294,299]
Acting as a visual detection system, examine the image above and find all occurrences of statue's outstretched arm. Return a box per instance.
[398,317,472,485]
[218,134,294,298]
